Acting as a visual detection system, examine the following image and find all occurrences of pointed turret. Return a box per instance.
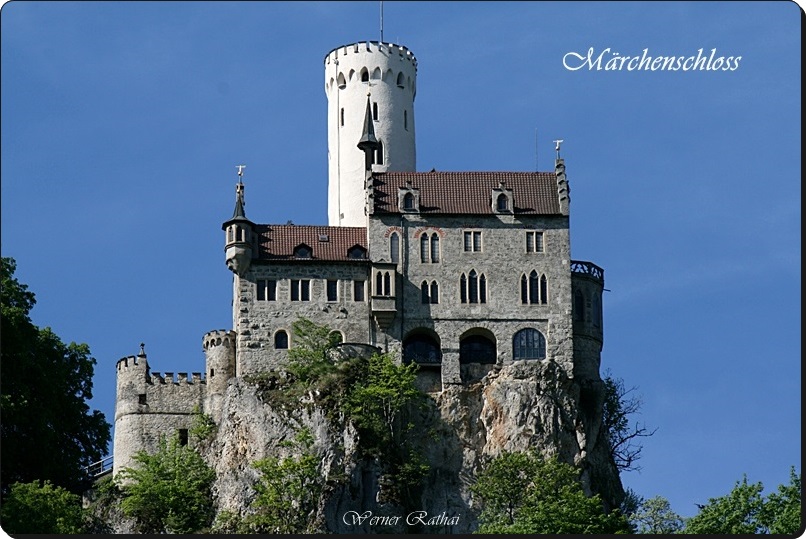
[222,167,255,275]
[358,95,379,173]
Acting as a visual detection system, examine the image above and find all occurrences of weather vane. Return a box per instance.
[236,164,246,178]
[553,139,564,158]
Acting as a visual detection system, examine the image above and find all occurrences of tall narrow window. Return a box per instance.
[257,279,266,301]
[420,233,429,263]
[178,429,188,446]
[326,279,338,302]
[479,274,487,303]
[372,102,378,120]
[291,279,299,301]
[274,330,289,349]
[460,274,467,303]
[390,232,399,263]
[383,272,391,296]
[430,281,439,304]
[469,270,478,303]
[291,280,310,301]
[340,107,344,126]
[540,275,548,305]
[430,234,440,263]
[354,280,365,302]
[404,110,408,130]
[267,280,276,301]
[421,281,429,304]
[361,69,369,82]
[376,272,383,296]
[535,232,544,252]
[376,140,384,165]
[592,295,601,327]
[529,270,539,304]
[397,72,405,87]
[228,227,234,242]
[301,280,310,301]
[403,193,414,210]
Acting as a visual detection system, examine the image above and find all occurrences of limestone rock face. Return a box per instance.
[199,359,623,534]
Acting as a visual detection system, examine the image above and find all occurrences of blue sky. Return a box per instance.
[1,1,800,520]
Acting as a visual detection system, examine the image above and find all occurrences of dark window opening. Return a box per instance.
[327,280,338,302]
[354,280,365,302]
[497,193,509,211]
[275,330,289,349]
[403,192,415,210]
[257,279,266,301]
[390,233,399,263]
[421,281,429,304]
[376,140,384,165]
[420,233,428,263]
[138,393,147,405]
[340,107,344,126]
[372,102,378,121]
[430,234,440,263]
[178,429,188,446]
[460,335,496,364]
[430,281,439,304]
[403,334,442,365]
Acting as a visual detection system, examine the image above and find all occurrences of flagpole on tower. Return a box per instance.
[380,1,384,43]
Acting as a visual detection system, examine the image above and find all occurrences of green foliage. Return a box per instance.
[685,469,802,535]
[189,406,217,442]
[1,257,111,494]
[760,467,801,535]
[243,428,325,534]
[117,434,216,534]
[286,317,343,382]
[0,480,86,534]
[471,451,631,534]
[629,495,684,534]
[602,370,656,472]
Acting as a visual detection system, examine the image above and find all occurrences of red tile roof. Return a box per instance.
[371,171,561,215]
[255,225,367,262]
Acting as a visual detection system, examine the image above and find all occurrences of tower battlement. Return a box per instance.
[148,372,205,385]
[203,329,236,350]
[116,354,146,371]
[325,41,417,70]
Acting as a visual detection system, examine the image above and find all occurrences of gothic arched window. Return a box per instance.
[274,330,289,350]
[460,334,496,364]
[430,234,440,263]
[390,232,399,263]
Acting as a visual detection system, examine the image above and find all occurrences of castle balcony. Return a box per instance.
[571,260,604,285]
[371,295,397,329]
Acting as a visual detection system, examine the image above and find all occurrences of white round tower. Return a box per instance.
[325,41,417,227]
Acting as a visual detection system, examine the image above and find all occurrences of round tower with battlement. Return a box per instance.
[203,329,236,422]
[325,41,417,227]
[571,260,605,379]
[113,347,149,477]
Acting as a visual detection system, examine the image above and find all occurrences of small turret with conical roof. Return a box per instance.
[222,165,255,275]
[358,94,379,172]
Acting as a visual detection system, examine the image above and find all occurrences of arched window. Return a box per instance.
[540,275,548,305]
[337,72,346,89]
[480,274,487,303]
[469,270,478,303]
[360,68,369,82]
[460,274,467,303]
[574,290,585,322]
[403,192,414,210]
[497,193,509,212]
[460,334,496,364]
[429,281,439,304]
[376,271,383,296]
[274,330,289,350]
[372,102,379,121]
[430,234,440,263]
[421,281,429,304]
[513,328,546,360]
[420,233,429,263]
[390,232,399,263]
[383,271,391,295]
[227,227,234,242]
[461,271,487,304]
[403,333,441,365]
[529,270,539,304]
[396,71,405,87]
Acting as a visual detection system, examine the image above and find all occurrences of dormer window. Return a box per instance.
[294,244,312,258]
[492,184,514,214]
[347,245,367,259]
[399,184,420,212]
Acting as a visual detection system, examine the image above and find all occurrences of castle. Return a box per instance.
[112,40,606,483]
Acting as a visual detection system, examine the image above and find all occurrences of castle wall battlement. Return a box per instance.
[148,372,205,385]
[325,41,417,69]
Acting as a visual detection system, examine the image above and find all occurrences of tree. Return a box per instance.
[0,257,110,494]
[244,428,325,534]
[601,370,657,472]
[684,469,802,535]
[760,467,801,535]
[629,495,684,534]
[117,434,216,534]
[470,451,631,534]
[0,480,86,534]
[684,475,766,534]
